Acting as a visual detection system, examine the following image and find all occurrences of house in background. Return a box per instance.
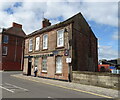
[98,58,120,72]
[23,13,98,81]
[0,22,26,71]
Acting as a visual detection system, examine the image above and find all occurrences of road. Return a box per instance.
[1,71,113,100]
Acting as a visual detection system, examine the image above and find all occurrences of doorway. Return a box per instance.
[27,58,32,76]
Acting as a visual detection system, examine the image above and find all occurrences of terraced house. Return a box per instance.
[0,22,25,71]
[23,13,98,81]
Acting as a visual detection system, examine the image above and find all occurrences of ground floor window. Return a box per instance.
[2,46,8,56]
[34,58,39,67]
[42,57,47,72]
[56,56,62,73]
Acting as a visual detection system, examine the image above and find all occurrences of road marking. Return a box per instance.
[48,96,58,100]
[12,75,113,99]
[5,83,29,91]
[0,85,14,93]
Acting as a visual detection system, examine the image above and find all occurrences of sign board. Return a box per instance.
[64,49,69,56]
[66,58,72,63]
[109,66,116,69]
[52,50,59,56]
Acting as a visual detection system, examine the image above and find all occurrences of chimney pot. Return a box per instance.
[42,18,51,28]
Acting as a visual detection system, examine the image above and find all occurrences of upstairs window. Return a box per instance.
[2,46,8,56]
[3,35,9,44]
[43,34,48,49]
[35,37,40,51]
[29,39,33,52]
[42,57,47,72]
[57,29,64,47]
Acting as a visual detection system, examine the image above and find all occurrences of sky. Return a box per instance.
[0,0,119,60]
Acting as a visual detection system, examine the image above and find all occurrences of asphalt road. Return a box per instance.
[1,71,113,100]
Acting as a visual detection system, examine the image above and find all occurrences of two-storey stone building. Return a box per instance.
[23,13,98,81]
[0,22,25,71]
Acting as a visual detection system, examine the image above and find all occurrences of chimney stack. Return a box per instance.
[12,22,22,28]
[42,18,51,28]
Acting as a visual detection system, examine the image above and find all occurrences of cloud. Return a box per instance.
[81,2,118,27]
[0,1,118,33]
[0,1,118,60]
[98,45,118,60]
[112,31,120,40]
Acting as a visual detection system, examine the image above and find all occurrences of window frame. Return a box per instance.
[35,36,40,51]
[29,38,33,52]
[41,57,47,72]
[57,29,64,47]
[3,35,9,44]
[34,57,39,67]
[2,46,8,56]
[55,56,63,74]
[43,34,48,50]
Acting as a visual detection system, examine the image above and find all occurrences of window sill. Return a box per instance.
[28,50,33,53]
[34,50,40,52]
[56,46,64,49]
[55,73,62,75]
[42,48,48,51]
[41,71,47,74]
[2,55,7,56]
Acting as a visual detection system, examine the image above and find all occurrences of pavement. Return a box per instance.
[11,73,120,99]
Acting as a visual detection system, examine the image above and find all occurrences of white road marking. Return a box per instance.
[5,83,29,91]
[48,97,58,100]
[0,85,14,93]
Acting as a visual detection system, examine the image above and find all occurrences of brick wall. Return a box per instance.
[24,24,71,80]
[2,34,24,71]
[72,13,98,72]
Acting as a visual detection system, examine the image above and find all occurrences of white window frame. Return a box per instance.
[3,35,9,44]
[42,57,47,72]
[29,39,33,52]
[56,56,62,73]
[2,46,8,55]
[57,29,64,47]
[43,34,48,49]
[35,37,40,51]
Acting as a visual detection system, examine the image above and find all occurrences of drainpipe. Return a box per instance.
[14,37,17,62]
[65,28,72,82]
[21,40,24,70]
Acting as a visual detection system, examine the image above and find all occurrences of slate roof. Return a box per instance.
[26,13,82,38]
[2,26,26,38]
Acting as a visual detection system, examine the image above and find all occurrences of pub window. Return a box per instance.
[57,29,64,47]
[56,56,62,73]
[2,46,8,56]
[42,57,47,72]
[3,35,9,44]
[35,37,40,51]
[43,34,48,49]
[29,39,33,52]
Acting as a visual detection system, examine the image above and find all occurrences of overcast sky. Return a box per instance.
[0,0,119,60]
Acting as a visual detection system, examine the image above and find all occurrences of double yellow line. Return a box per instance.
[12,75,113,99]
